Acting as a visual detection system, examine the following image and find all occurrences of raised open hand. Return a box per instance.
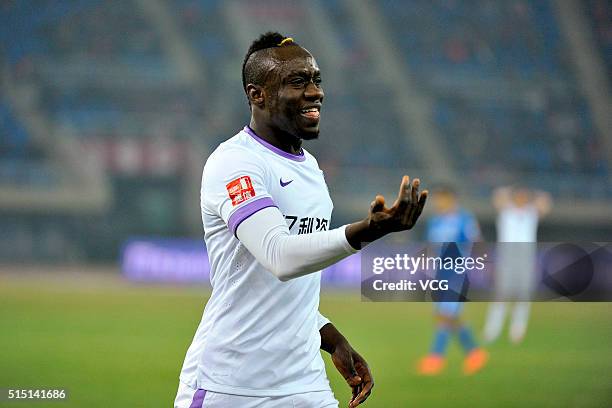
[368,175,428,234]
[345,175,427,249]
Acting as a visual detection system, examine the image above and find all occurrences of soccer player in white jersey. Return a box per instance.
[483,186,551,344]
[174,32,427,408]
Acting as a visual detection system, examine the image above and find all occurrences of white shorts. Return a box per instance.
[174,381,339,408]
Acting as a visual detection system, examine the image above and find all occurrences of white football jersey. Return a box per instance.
[497,204,539,243]
[179,126,334,396]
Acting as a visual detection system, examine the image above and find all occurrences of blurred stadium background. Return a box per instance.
[1,0,611,407]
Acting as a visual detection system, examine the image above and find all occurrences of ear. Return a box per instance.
[246,84,265,108]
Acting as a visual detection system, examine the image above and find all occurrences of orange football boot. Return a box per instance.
[417,354,446,375]
[463,348,489,375]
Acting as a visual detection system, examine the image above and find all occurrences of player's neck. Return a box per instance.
[248,121,303,155]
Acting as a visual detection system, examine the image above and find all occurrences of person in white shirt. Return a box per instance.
[483,186,551,344]
[174,32,428,408]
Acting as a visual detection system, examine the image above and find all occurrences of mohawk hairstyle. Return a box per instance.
[241,31,299,95]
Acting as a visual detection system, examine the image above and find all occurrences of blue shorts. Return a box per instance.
[435,301,464,317]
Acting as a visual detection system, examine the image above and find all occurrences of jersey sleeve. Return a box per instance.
[425,217,436,242]
[464,213,482,242]
[317,312,331,330]
[202,147,277,235]
[237,207,357,281]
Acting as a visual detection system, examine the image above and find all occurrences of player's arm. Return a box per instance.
[237,207,357,280]
[467,213,483,242]
[237,176,427,281]
[533,190,552,216]
[319,321,373,408]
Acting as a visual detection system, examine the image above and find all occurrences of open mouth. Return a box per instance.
[300,107,320,120]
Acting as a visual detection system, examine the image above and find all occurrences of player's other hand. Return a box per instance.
[346,176,427,248]
[331,343,374,407]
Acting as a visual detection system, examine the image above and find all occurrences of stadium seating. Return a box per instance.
[0,0,609,228]
[380,0,609,197]
[586,0,612,79]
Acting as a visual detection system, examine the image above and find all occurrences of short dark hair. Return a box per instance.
[241,32,299,94]
[433,183,457,196]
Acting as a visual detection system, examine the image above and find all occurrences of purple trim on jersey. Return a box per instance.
[244,126,306,162]
[189,388,206,408]
[228,197,277,236]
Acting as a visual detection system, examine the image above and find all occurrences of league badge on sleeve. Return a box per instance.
[226,176,256,206]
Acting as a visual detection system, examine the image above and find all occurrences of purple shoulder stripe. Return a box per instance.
[228,197,277,236]
[189,389,206,408]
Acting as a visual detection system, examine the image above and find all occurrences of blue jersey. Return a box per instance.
[426,209,480,302]
[426,209,480,243]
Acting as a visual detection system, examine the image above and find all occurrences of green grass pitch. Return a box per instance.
[0,272,610,407]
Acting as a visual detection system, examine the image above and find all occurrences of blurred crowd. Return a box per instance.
[2,0,609,184]
[0,0,610,260]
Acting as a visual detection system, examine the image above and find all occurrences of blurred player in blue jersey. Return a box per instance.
[417,185,488,375]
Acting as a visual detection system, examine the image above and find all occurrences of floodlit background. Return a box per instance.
[1,1,611,407]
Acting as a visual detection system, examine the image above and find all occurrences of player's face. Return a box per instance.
[433,191,456,214]
[513,189,531,207]
[267,48,324,140]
